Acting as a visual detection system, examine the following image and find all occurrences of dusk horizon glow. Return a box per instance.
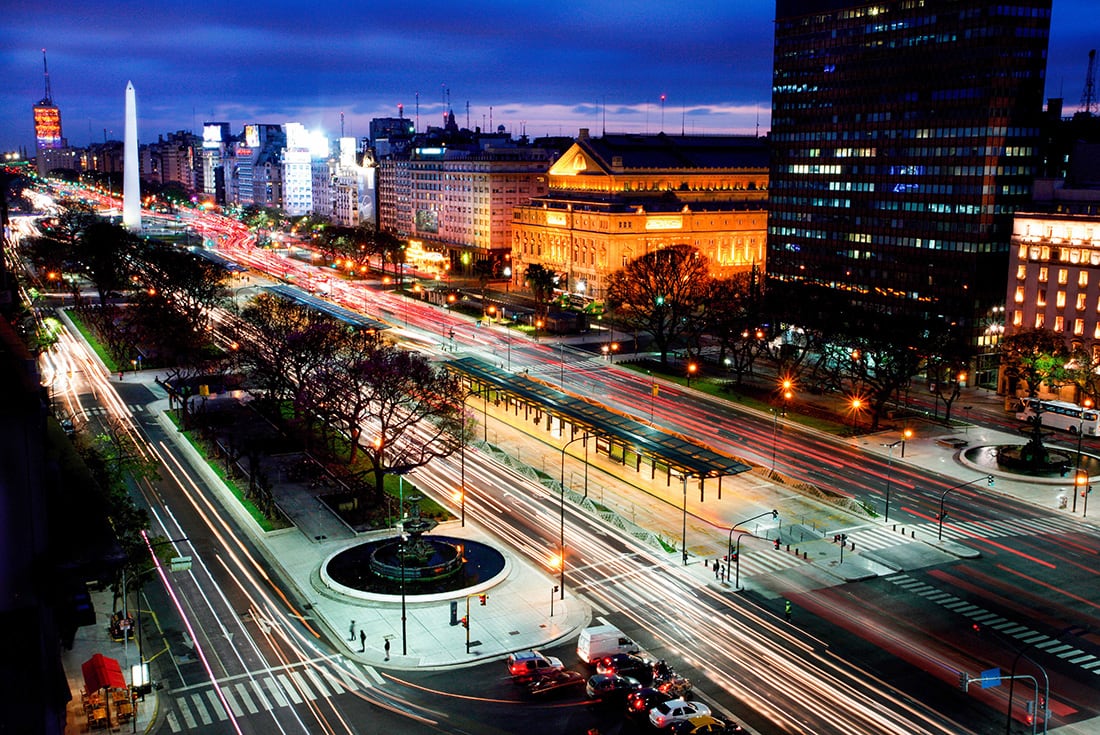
[1,1,1096,153]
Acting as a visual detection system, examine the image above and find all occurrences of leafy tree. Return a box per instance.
[1000,328,1072,399]
[135,242,228,333]
[605,244,712,365]
[72,220,139,306]
[523,263,559,318]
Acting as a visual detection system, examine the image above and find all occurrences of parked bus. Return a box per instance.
[1015,397,1100,435]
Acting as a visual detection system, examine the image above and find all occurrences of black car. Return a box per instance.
[526,670,586,698]
[625,687,672,718]
[595,653,652,683]
[585,674,643,702]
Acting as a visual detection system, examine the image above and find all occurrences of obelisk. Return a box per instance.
[122,81,141,231]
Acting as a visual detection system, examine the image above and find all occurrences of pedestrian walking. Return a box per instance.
[712,560,719,578]
[359,629,366,652]
[118,371,124,381]
[784,600,792,622]
[384,638,391,661]
[348,620,356,641]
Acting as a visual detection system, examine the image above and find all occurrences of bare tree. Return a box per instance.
[605,244,712,365]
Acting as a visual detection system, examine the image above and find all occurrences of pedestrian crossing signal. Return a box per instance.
[460,616,468,629]
[478,594,487,606]
[773,538,780,550]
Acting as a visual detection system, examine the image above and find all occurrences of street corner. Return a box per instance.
[928,539,982,559]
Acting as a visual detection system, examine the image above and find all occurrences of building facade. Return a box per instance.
[378,138,553,271]
[767,0,1052,343]
[512,130,769,300]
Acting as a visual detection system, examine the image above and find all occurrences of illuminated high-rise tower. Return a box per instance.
[767,0,1052,351]
[123,81,141,231]
[33,49,65,176]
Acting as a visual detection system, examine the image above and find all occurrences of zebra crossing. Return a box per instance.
[163,660,379,732]
[80,404,146,416]
[842,514,1091,552]
[885,573,1100,676]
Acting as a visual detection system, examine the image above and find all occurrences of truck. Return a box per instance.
[576,624,639,664]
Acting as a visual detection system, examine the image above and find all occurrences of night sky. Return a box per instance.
[1,1,1096,153]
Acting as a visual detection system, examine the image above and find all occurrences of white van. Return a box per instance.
[576,624,639,664]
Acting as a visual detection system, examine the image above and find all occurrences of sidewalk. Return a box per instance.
[62,587,158,734]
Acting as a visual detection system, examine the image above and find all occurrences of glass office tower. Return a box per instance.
[767,0,1052,343]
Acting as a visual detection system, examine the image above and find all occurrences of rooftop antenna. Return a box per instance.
[660,94,666,132]
[1083,49,1097,116]
[340,111,345,138]
[681,104,685,136]
[465,100,470,130]
[602,96,606,136]
[41,48,53,103]
[490,105,493,131]
[415,91,419,133]
[756,108,760,137]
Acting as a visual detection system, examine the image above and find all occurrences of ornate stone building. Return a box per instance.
[511,130,768,301]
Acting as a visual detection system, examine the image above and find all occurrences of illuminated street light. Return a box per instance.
[558,432,590,599]
[687,362,698,388]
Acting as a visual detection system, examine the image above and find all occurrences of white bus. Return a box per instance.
[1015,398,1100,435]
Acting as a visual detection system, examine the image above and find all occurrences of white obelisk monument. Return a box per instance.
[122,81,141,231]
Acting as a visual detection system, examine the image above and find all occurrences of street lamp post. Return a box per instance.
[559,340,565,389]
[399,532,408,655]
[681,473,690,565]
[726,510,778,584]
[1074,398,1093,513]
[850,397,863,434]
[938,475,994,540]
[558,432,590,600]
[883,439,903,523]
[901,427,913,457]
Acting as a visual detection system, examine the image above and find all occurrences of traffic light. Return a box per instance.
[958,671,968,692]
[460,616,468,629]
[478,594,487,606]
[773,538,780,550]
[986,475,994,486]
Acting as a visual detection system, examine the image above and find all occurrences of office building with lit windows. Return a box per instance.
[767,0,1052,360]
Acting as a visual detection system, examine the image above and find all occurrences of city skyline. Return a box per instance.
[1,1,1096,154]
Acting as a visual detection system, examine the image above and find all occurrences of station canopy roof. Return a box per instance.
[449,357,751,480]
[264,284,389,331]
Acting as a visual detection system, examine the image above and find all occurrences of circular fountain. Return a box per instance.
[321,494,507,599]
[959,413,1100,482]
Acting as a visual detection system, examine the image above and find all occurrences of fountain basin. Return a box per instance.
[321,535,507,600]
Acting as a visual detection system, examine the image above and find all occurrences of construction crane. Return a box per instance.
[1083,49,1097,116]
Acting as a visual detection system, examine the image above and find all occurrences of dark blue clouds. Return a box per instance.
[0,1,1094,152]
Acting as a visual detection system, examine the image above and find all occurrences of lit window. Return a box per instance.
[1037,293,1046,307]
[1039,267,1048,283]
[1078,294,1088,310]
[1075,318,1085,335]
[1059,269,1069,284]
[1014,287,1025,303]
[1081,271,1090,287]
[1054,316,1064,331]
[1057,291,1067,308]
[1036,314,1045,329]
[1013,310,1023,327]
